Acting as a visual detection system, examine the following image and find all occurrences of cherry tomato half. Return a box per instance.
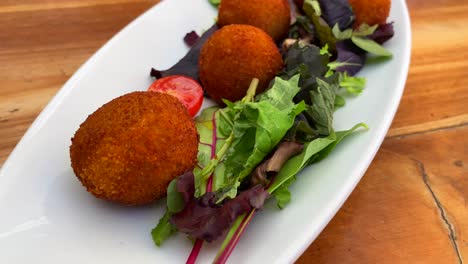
[148,75,204,117]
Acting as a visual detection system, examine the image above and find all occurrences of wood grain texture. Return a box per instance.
[387,0,468,137]
[298,127,468,263]
[0,0,467,263]
[0,0,160,163]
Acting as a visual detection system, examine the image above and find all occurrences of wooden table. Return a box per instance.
[1,0,466,263]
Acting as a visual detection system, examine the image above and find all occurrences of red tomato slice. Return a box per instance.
[148,75,204,117]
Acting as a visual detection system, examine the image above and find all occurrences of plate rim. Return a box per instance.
[0,0,412,262]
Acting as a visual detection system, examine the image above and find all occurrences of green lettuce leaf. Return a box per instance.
[313,123,368,163]
[166,179,184,213]
[268,123,368,195]
[284,113,320,142]
[273,176,295,209]
[188,77,306,200]
[353,24,379,37]
[193,106,224,196]
[208,0,221,7]
[191,80,258,198]
[282,42,330,85]
[332,23,378,40]
[215,76,305,201]
[332,25,353,40]
[303,0,337,51]
[224,101,304,179]
[281,43,348,141]
[268,133,337,193]
[339,72,366,95]
[256,75,303,111]
[351,36,392,57]
[306,77,338,136]
[151,211,177,247]
[334,94,346,107]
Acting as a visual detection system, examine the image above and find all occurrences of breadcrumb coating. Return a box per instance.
[218,0,291,41]
[199,25,283,105]
[349,0,391,26]
[70,92,198,205]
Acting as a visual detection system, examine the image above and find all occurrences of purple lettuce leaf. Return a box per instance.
[250,141,304,187]
[170,172,269,242]
[335,40,366,76]
[318,0,355,30]
[368,23,394,44]
[184,31,200,47]
[176,171,196,203]
[150,24,218,80]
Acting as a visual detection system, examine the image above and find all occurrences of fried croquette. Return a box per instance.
[199,25,283,105]
[218,0,291,41]
[70,92,198,206]
[349,0,391,26]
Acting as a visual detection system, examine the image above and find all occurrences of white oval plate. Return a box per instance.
[0,0,411,263]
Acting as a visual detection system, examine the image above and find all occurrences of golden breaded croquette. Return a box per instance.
[349,0,391,26]
[70,92,198,206]
[199,25,283,105]
[218,0,291,41]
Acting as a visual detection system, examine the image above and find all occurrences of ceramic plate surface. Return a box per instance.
[0,0,411,263]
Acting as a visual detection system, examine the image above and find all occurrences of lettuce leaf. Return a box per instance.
[268,123,368,195]
[151,170,197,246]
[282,43,345,139]
[317,0,355,30]
[151,211,177,247]
[339,72,366,95]
[335,94,346,107]
[173,77,305,202]
[288,15,314,39]
[351,36,392,57]
[282,43,330,87]
[335,40,366,76]
[272,176,295,209]
[208,0,221,7]
[330,22,393,58]
[166,179,185,213]
[150,25,218,80]
[333,23,378,40]
[368,23,395,44]
[216,76,306,201]
[193,106,225,196]
[303,0,337,51]
[284,113,320,142]
[169,171,269,242]
[306,77,338,136]
[314,123,369,162]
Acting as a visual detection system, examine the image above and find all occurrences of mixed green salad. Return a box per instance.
[150,0,394,263]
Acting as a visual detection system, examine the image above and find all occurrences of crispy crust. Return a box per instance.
[199,24,283,105]
[349,0,391,26]
[70,92,198,205]
[218,0,291,41]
